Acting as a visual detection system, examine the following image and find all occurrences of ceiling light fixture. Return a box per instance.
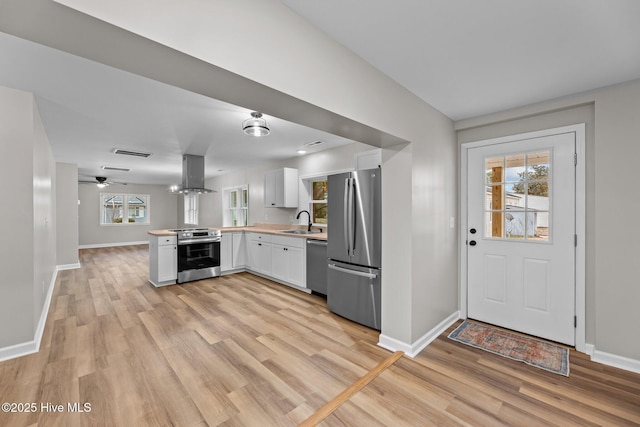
[296,149,307,155]
[242,112,270,137]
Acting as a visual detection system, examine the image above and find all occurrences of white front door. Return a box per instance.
[467,131,576,345]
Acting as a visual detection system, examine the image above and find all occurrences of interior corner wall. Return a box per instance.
[456,79,640,362]
[411,111,459,343]
[0,86,56,351]
[32,100,57,325]
[56,162,79,265]
[0,86,36,348]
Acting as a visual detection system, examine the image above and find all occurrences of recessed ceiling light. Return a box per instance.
[297,149,307,155]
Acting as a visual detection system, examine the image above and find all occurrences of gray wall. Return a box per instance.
[456,79,640,361]
[0,86,56,349]
[78,183,178,247]
[56,162,79,265]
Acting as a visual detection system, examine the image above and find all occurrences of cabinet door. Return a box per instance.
[258,242,272,275]
[287,246,305,287]
[264,170,277,207]
[271,244,288,282]
[248,240,272,275]
[247,239,259,271]
[157,244,177,282]
[220,234,232,271]
[232,233,246,268]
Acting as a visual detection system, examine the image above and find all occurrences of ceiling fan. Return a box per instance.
[79,176,127,188]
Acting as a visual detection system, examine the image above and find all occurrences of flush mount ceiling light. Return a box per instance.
[242,112,270,137]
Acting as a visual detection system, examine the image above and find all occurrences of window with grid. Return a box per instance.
[100,193,150,225]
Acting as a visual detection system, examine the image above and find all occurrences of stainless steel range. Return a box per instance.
[169,228,221,283]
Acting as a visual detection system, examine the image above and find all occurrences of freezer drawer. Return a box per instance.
[327,260,381,330]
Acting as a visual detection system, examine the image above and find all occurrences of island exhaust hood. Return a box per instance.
[171,154,214,194]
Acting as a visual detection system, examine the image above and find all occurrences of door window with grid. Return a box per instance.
[484,150,550,242]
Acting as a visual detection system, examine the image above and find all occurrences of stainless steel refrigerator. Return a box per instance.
[327,168,381,330]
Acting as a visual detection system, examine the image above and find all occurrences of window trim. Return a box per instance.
[100,192,151,226]
[184,193,199,226]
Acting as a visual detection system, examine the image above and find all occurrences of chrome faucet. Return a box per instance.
[296,210,312,232]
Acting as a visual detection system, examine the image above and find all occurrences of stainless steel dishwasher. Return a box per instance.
[306,239,328,296]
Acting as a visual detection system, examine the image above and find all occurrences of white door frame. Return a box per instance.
[460,124,586,353]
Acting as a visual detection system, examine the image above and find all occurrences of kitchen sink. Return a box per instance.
[281,230,322,235]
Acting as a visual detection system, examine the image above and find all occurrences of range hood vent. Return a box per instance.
[172,154,214,194]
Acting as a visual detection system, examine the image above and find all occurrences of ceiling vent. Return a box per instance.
[113,148,152,158]
[101,166,130,172]
[304,140,325,147]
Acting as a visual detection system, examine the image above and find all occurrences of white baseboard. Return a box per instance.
[79,241,148,249]
[57,262,81,270]
[378,311,461,358]
[591,348,640,374]
[584,343,595,356]
[0,266,59,363]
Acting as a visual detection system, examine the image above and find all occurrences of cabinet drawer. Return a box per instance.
[248,233,272,243]
[159,235,177,245]
[271,235,304,248]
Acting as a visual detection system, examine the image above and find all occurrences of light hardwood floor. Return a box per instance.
[0,245,638,426]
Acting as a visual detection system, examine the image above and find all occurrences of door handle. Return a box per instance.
[469,240,477,246]
[328,263,377,279]
[470,228,477,234]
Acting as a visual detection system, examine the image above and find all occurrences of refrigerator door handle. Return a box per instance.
[347,177,355,257]
[343,177,352,256]
[328,263,378,279]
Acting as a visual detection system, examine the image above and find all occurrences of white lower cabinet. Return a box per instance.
[246,232,307,290]
[220,233,233,272]
[271,235,305,288]
[232,232,246,268]
[248,233,272,276]
[222,232,248,273]
[149,235,177,287]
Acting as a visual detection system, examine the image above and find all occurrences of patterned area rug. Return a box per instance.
[448,321,569,376]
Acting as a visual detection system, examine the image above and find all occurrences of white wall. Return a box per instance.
[200,142,373,227]
[78,183,178,247]
[32,100,57,328]
[0,86,56,351]
[457,80,640,362]
[56,162,79,266]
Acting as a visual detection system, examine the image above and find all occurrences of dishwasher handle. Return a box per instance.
[307,240,328,247]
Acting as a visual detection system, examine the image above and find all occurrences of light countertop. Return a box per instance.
[148,222,327,240]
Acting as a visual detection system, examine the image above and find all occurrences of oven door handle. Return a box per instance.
[178,237,221,245]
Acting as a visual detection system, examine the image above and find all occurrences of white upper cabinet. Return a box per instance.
[264,167,298,208]
[355,148,382,170]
